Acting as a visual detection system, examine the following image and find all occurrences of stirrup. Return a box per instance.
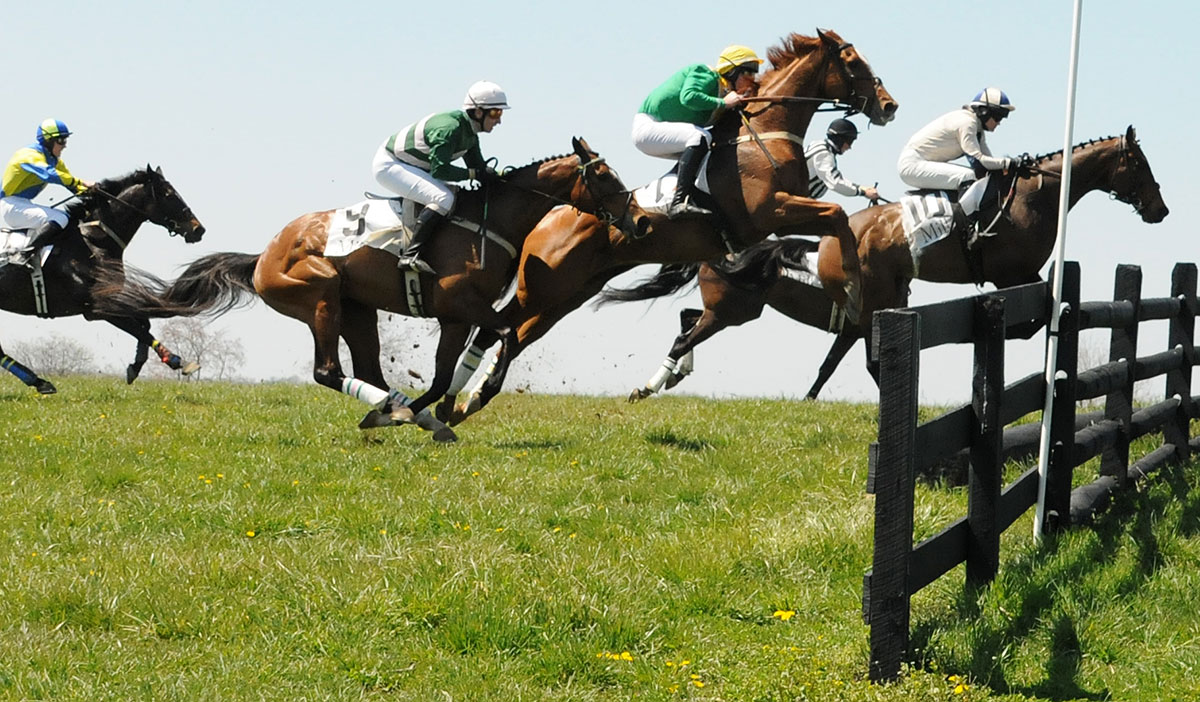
[397,254,436,275]
[666,196,711,219]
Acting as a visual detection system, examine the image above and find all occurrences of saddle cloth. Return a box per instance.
[631,152,714,215]
[778,251,823,288]
[0,229,52,267]
[323,199,416,258]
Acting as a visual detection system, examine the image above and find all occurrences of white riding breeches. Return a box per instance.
[631,113,710,159]
[897,149,977,191]
[372,146,456,214]
[0,196,69,231]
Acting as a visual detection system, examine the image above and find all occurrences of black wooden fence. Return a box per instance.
[862,261,1200,682]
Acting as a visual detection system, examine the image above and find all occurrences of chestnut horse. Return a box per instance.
[93,139,641,441]
[607,126,1168,401]
[0,167,205,394]
[443,29,898,423]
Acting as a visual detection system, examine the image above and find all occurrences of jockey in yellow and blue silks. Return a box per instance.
[372,81,510,275]
[632,45,762,218]
[1,118,93,260]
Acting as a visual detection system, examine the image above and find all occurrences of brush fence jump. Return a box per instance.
[863,261,1199,683]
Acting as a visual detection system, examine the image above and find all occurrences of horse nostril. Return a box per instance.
[194,224,206,237]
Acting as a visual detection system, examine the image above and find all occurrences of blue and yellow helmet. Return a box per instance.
[36,118,72,147]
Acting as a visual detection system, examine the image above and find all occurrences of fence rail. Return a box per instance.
[863,261,1199,682]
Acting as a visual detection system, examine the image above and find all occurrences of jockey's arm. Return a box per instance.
[810,146,861,198]
[958,124,1007,172]
[426,138,472,182]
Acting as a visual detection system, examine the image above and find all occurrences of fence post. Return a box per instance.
[1102,265,1142,489]
[866,309,920,683]
[967,295,1005,586]
[1045,262,1081,531]
[1166,264,1197,461]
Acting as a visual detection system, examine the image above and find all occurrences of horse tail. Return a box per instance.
[594,263,701,306]
[92,252,261,318]
[709,237,816,293]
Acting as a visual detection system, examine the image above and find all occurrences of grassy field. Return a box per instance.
[1,377,1199,701]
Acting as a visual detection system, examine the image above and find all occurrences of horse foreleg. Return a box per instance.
[632,308,709,402]
[1,346,56,395]
[440,326,503,425]
[805,332,860,400]
[127,342,150,384]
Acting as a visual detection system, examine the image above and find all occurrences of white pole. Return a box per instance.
[1034,0,1085,538]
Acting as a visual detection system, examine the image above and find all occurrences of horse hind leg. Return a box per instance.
[1,348,56,395]
[631,308,718,402]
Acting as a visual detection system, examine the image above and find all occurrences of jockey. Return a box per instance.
[1,119,93,263]
[804,118,879,202]
[896,87,1016,232]
[632,44,762,218]
[372,80,509,274]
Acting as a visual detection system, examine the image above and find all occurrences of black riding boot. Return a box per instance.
[667,144,712,219]
[397,208,443,275]
[14,221,64,266]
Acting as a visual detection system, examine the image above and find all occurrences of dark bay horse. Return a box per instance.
[93,139,642,441]
[443,29,898,423]
[0,166,205,394]
[608,126,1168,401]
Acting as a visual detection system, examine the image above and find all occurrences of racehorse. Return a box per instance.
[442,29,898,424]
[0,166,205,394]
[606,126,1168,401]
[92,138,642,441]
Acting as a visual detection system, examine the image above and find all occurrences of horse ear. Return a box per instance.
[572,136,588,159]
[1125,125,1137,142]
[816,28,837,48]
[155,166,163,175]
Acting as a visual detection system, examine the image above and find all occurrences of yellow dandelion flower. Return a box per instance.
[292,480,299,486]
[552,526,561,533]
[666,661,675,667]
[472,471,480,477]
[690,674,700,680]
[198,475,206,480]
[246,530,255,537]
[495,527,504,532]
[773,610,796,621]
[569,533,577,539]
[217,473,224,479]
[693,681,705,688]
[205,480,212,485]
[379,529,387,535]
[680,660,690,666]
[620,651,633,661]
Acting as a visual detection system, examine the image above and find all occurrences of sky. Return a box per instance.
[1,0,1196,406]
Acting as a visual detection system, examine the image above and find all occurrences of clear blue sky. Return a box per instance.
[2,0,1195,404]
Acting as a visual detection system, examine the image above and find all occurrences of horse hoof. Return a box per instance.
[431,426,459,443]
[358,409,391,429]
[388,406,417,425]
[34,379,57,395]
[627,387,652,403]
[180,361,200,376]
[451,394,482,426]
[125,366,139,385]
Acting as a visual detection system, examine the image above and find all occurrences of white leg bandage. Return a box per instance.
[448,344,487,396]
[645,358,679,393]
[341,377,391,408]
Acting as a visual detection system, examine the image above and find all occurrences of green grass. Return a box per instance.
[1,377,1199,700]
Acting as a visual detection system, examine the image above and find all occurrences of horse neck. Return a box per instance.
[747,50,825,137]
[1025,139,1122,214]
[85,182,150,255]
[486,159,579,243]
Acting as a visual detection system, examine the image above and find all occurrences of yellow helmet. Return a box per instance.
[714,45,763,75]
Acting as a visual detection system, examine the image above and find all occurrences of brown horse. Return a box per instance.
[606,126,1169,401]
[93,138,642,441]
[442,29,898,423]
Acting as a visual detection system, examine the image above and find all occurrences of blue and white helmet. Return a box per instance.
[969,87,1015,113]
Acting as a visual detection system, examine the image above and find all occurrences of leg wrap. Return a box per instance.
[340,377,391,408]
[645,357,679,393]
[1,355,38,385]
[448,344,487,396]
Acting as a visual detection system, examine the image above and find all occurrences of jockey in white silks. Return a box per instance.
[896,87,1017,231]
[372,81,510,275]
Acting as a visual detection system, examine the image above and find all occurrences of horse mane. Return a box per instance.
[761,33,821,85]
[501,153,576,178]
[1031,135,1121,165]
[64,167,156,218]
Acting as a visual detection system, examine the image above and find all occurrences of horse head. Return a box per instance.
[138,165,207,242]
[570,137,651,239]
[815,29,898,127]
[1110,126,1168,224]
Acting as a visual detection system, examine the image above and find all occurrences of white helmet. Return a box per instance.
[969,87,1015,112]
[463,80,511,111]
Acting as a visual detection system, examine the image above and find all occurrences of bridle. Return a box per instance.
[573,154,633,228]
[1109,136,1159,216]
[822,40,879,118]
[89,170,197,238]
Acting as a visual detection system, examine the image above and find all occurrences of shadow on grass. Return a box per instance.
[909,461,1200,700]
[644,428,720,452]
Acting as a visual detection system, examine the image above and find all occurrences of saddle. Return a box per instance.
[630,159,741,253]
[0,229,52,316]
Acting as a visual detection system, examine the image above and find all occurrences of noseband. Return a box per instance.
[828,41,880,118]
[575,155,633,228]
